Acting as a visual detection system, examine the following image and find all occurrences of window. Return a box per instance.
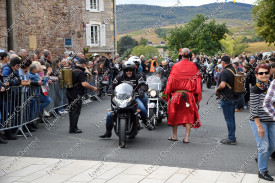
[86,23,106,47]
[90,25,99,45]
[86,0,104,12]
[90,0,98,10]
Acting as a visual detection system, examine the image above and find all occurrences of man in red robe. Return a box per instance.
[164,48,202,143]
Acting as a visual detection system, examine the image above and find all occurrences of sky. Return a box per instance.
[116,0,258,7]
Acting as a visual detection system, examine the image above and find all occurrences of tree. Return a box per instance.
[165,14,229,56]
[252,0,275,45]
[131,45,159,60]
[221,36,249,56]
[139,37,148,46]
[117,35,138,56]
[155,28,170,38]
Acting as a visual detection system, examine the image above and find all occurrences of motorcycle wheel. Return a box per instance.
[157,117,162,123]
[119,118,127,148]
[128,117,139,139]
[149,108,156,126]
[206,77,211,89]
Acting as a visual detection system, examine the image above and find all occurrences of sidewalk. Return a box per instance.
[0,156,273,183]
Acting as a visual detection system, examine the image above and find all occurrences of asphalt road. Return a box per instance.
[0,85,274,175]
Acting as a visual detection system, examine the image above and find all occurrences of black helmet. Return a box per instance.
[155,67,164,75]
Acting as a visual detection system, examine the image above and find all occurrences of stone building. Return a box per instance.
[0,0,117,57]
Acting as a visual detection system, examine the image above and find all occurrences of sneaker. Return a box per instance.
[258,171,274,181]
[43,111,50,117]
[220,138,237,145]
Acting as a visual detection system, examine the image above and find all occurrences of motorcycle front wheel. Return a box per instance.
[206,77,211,89]
[149,108,156,126]
[119,118,127,148]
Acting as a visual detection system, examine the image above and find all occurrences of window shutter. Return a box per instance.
[99,0,104,11]
[86,0,90,10]
[86,24,91,46]
[100,24,106,47]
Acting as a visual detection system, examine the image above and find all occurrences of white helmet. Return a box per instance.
[128,56,141,65]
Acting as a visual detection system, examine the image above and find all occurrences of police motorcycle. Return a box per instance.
[147,67,167,127]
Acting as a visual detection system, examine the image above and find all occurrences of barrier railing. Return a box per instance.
[0,74,111,139]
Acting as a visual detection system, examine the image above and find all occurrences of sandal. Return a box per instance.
[183,138,190,143]
[168,137,178,141]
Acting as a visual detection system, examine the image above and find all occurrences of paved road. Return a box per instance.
[0,86,274,175]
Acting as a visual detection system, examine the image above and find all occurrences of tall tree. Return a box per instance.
[117,35,138,56]
[139,37,148,46]
[252,0,275,45]
[131,45,159,60]
[221,36,249,56]
[165,14,229,56]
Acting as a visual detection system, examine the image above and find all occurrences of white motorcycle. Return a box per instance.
[147,75,166,127]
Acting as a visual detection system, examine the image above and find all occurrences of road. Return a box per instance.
[0,86,274,175]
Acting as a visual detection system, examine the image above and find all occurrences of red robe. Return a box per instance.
[164,59,202,128]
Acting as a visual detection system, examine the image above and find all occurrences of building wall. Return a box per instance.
[0,0,8,51]
[4,0,115,58]
[10,0,85,57]
[82,0,116,54]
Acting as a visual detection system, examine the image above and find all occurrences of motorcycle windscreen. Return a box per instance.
[147,75,162,91]
[114,83,133,100]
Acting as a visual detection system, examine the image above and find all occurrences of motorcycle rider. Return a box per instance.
[99,61,154,138]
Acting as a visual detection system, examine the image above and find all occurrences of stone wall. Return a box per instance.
[0,0,8,51]
[10,0,85,58]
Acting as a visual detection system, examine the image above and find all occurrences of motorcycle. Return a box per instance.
[108,82,141,148]
[147,75,167,127]
[206,64,216,89]
[199,64,207,90]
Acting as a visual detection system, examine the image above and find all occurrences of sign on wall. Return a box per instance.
[65,38,72,47]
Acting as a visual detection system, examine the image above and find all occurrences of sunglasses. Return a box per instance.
[125,69,133,72]
[257,71,269,75]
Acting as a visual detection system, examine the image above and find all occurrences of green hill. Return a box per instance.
[116,2,252,34]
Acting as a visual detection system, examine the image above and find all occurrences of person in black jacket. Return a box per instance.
[66,58,97,133]
[99,60,154,138]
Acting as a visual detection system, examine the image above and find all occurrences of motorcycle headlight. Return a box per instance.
[113,96,132,108]
[209,71,212,74]
[150,90,157,97]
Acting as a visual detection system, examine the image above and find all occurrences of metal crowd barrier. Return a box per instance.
[0,85,41,139]
[0,74,110,139]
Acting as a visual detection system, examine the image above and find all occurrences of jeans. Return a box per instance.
[106,96,148,127]
[39,94,51,112]
[220,100,236,141]
[235,94,244,109]
[250,120,275,172]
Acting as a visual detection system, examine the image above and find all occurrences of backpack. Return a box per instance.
[225,68,246,95]
[60,67,81,88]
